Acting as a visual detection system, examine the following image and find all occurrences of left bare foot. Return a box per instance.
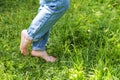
[20,30,31,55]
[31,50,57,62]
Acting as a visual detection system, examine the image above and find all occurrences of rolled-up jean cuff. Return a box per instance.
[32,47,45,51]
[27,30,39,42]
[27,31,33,40]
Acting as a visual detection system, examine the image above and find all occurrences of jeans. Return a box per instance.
[27,0,69,50]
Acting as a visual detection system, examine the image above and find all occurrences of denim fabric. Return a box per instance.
[27,0,69,50]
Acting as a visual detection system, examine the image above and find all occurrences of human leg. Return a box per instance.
[20,0,70,62]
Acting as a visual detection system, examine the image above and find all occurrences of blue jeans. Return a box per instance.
[27,0,69,50]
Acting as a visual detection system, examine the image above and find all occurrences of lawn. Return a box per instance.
[0,0,120,80]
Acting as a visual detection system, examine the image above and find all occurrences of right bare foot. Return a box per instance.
[31,50,57,62]
[20,30,31,55]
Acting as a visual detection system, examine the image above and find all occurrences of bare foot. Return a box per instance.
[20,30,31,55]
[31,50,57,62]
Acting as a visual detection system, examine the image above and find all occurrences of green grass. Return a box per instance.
[0,0,120,80]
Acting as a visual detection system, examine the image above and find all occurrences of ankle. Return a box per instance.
[31,50,48,57]
[23,30,32,43]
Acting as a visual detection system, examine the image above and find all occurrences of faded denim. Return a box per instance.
[27,0,69,50]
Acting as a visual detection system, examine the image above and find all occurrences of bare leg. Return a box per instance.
[31,50,57,62]
[20,30,31,55]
